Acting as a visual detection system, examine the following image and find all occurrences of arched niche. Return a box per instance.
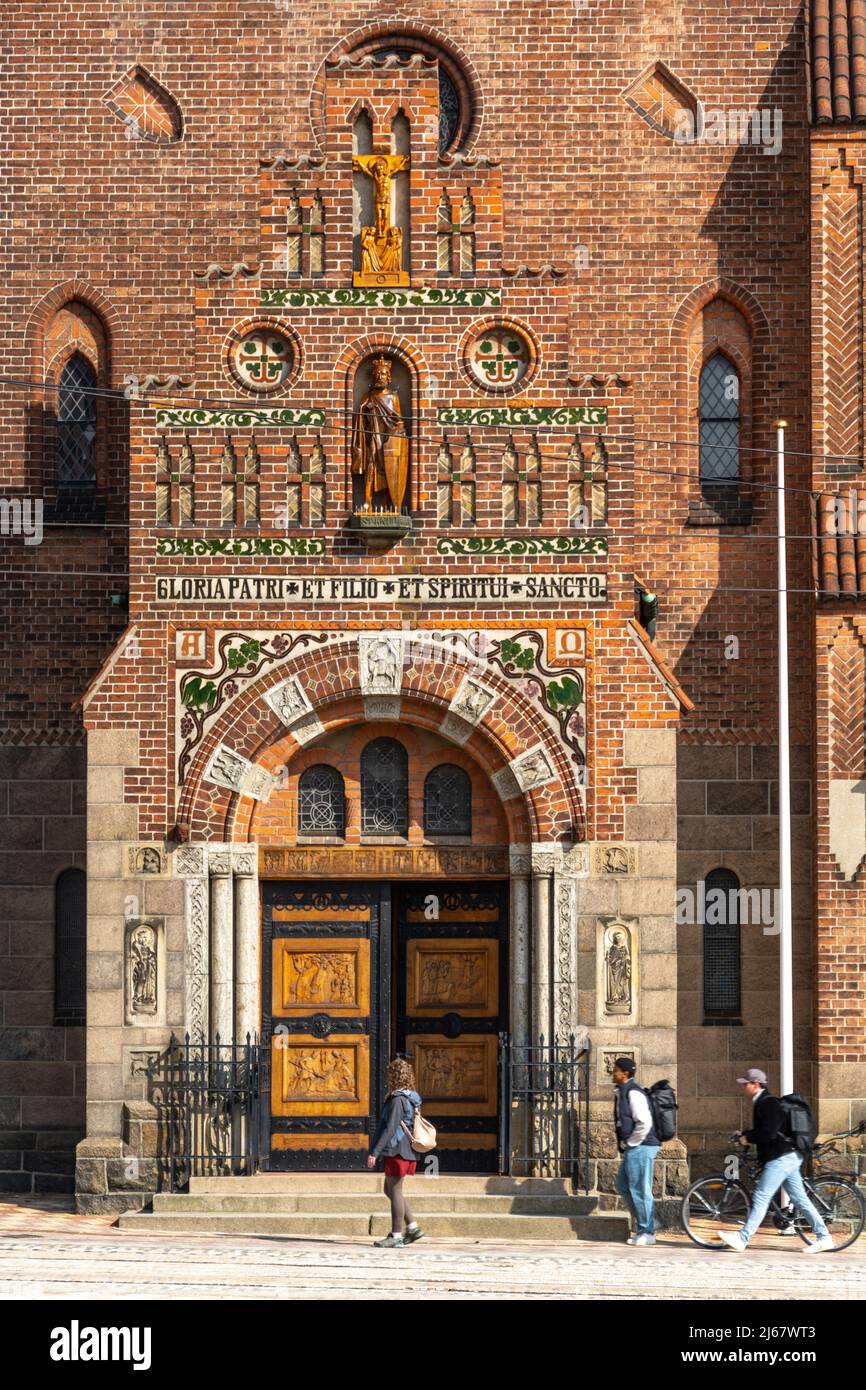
[350,352,413,514]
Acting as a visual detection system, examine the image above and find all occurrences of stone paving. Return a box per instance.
[0,1197,864,1300]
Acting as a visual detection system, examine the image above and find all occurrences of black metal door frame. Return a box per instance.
[261,880,392,1170]
[394,880,509,1173]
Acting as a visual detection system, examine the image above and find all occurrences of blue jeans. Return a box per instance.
[616,1143,658,1235]
[741,1149,830,1242]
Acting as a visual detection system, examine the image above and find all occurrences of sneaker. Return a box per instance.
[718,1230,748,1252]
[778,1206,798,1235]
[778,1223,798,1236]
[633,1233,656,1246]
[403,1226,425,1245]
[802,1235,835,1254]
[626,1235,639,1246]
[374,1233,405,1248]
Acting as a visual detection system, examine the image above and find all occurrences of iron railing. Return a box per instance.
[498,1032,591,1190]
[164,1034,265,1191]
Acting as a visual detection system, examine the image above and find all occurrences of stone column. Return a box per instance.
[509,847,531,1051]
[531,847,555,1040]
[209,854,234,1044]
[234,857,259,1043]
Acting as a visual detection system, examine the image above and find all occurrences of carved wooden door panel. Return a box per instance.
[261,881,389,1169]
[396,882,507,1173]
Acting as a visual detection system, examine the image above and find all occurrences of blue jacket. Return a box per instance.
[371,1088,422,1161]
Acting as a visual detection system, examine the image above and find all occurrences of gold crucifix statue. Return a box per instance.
[353,153,410,286]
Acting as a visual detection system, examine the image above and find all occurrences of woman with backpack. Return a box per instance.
[366,1057,427,1248]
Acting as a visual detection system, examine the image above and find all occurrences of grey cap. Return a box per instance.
[736,1067,767,1086]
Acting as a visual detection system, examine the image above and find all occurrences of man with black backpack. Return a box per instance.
[717,1067,834,1253]
[612,1057,661,1246]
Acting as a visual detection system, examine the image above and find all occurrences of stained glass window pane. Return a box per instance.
[361,737,408,835]
[298,765,345,836]
[57,355,97,485]
[702,867,741,1017]
[424,764,472,836]
[699,352,739,482]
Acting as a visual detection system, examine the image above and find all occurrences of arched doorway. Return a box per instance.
[258,723,510,1172]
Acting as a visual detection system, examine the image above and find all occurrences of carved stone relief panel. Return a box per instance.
[125,917,166,1026]
[596,916,638,1027]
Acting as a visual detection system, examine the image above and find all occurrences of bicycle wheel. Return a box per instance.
[682,1177,751,1248]
[795,1178,866,1251]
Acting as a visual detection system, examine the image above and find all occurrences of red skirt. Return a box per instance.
[383,1156,417,1178]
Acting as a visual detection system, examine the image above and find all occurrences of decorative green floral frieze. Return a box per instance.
[154,407,326,428]
[260,286,502,309]
[157,536,325,558]
[436,535,607,557]
[438,405,608,427]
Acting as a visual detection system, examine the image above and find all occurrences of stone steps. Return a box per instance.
[118,1208,628,1241]
[119,1172,628,1240]
[149,1191,599,1215]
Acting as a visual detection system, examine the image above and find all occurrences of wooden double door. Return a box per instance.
[261,880,508,1171]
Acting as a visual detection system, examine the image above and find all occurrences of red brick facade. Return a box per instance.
[0,2,862,1203]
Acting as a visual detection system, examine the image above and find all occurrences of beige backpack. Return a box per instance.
[399,1096,437,1154]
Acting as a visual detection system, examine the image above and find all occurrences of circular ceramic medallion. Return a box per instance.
[231,329,295,392]
[466,325,534,392]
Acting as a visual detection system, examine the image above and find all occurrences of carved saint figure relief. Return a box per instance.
[454,679,494,724]
[129,924,158,1015]
[351,357,410,511]
[135,847,161,875]
[286,951,355,1007]
[362,635,401,693]
[420,1045,485,1099]
[419,951,485,1006]
[283,1046,356,1098]
[353,153,409,286]
[604,925,632,1015]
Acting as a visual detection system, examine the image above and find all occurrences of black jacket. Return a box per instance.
[743,1089,792,1163]
[370,1088,422,1161]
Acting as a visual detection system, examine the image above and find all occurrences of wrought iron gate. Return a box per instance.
[164,1034,266,1191]
[498,1033,590,1189]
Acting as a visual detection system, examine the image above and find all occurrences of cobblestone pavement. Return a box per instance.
[0,1198,864,1300]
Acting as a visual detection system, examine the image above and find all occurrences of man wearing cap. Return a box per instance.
[612,1056,660,1246]
[717,1068,833,1253]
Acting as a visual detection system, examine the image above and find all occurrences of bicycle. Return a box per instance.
[681,1121,866,1251]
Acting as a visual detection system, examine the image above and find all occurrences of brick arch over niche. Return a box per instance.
[177,635,584,845]
[309,20,483,156]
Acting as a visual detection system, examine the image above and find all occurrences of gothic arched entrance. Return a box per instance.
[259,722,511,1172]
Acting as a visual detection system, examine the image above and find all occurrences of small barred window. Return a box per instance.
[298,765,345,837]
[424,764,472,837]
[360,738,408,836]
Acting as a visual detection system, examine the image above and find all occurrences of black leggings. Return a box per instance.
[384,1173,415,1233]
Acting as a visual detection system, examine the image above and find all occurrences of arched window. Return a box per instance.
[56,354,97,486]
[55,868,86,1024]
[702,867,741,1020]
[424,764,472,837]
[298,765,345,837]
[699,352,740,484]
[361,737,408,836]
[368,45,466,151]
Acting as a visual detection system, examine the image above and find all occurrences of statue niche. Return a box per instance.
[349,354,412,549]
[352,111,410,288]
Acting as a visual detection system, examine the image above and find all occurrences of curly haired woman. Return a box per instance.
[367,1057,425,1248]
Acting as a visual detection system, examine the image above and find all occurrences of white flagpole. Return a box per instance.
[776,419,794,1095]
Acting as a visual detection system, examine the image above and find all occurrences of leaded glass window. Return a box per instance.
[424,764,472,837]
[57,355,97,485]
[55,867,86,1024]
[702,867,741,1019]
[699,352,739,482]
[361,738,408,836]
[298,765,345,837]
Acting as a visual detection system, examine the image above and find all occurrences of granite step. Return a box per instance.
[118,1209,628,1241]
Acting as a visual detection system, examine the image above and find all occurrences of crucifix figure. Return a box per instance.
[353,153,409,286]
